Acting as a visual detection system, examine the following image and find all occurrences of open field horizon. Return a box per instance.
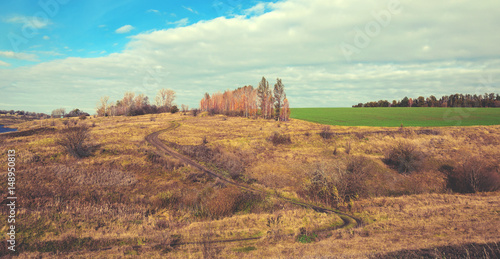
[291,107,500,127]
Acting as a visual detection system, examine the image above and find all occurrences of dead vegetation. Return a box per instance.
[0,113,499,257]
[57,124,94,158]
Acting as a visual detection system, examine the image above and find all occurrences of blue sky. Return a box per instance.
[0,0,499,113]
[0,0,269,66]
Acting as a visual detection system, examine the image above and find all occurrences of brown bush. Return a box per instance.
[205,186,263,219]
[268,132,292,145]
[302,156,378,206]
[302,164,341,207]
[337,156,371,201]
[57,124,93,158]
[384,141,425,174]
[319,126,334,139]
[444,157,500,193]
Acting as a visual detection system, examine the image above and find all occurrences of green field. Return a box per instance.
[290,107,500,127]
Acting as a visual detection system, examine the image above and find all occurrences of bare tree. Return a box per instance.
[181,104,189,114]
[134,94,148,110]
[51,108,66,118]
[155,89,176,110]
[257,77,272,119]
[96,96,109,117]
[273,78,286,121]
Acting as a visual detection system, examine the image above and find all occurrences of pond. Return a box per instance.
[0,125,17,133]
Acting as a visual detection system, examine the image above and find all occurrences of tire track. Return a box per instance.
[145,121,361,245]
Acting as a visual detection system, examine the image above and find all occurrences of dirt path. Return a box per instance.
[145,121,361,245]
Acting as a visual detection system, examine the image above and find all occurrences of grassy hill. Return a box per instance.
[0,113,499,257]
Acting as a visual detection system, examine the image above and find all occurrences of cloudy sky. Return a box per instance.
[0,0,499,113]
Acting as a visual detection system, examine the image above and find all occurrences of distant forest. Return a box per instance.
[353,93,500,108]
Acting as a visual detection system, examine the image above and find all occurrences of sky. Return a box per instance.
[0,0,499,114]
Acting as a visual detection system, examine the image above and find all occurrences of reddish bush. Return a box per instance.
[443,157,500,193]
[57,125,93,158]
[384,141,425,174]
[268,132,292,145]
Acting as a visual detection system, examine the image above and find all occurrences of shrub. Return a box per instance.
[57,125,93,158]
[297,233,317,244]
[78,115,86,120]
[266,214,284,241]
[170,105,179,114]
[337,156,371,201]
[384,141,425,174]
[444,157,500,193]
[302,165,341,207]
[268,132,292,145]
[302,157,375,206]
[319,126,334,139]
[191,108,199,117]
[205,186,261,219]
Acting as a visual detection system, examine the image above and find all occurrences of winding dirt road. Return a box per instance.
[145,121,360,244]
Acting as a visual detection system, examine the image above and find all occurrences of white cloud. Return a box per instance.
[0,61,11,67]
[0,51,38,61]
[115,25,134,34]
[182,6,198,14]
[244,2,272,16]
[43,35,50,40]
[147,9,160,13]
[98,24,106,28]
[4,15,52,29]
[1,0,500,113]
[167,18,189,27]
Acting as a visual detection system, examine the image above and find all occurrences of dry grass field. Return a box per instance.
[0,113,499,258]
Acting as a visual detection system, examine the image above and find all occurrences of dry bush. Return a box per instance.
[302,157,380,206]
[205,186,262,219]
[192,108,200,117]
[266,214,284,241]
[337,156,371,201]
[319,126,334,139]
[384,140,425,174]
[302,163,342,207]
[443,156,500,193]
[57,124,93,158]
[268,132,292,145]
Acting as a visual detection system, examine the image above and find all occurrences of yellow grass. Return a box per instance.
[0,113,499,258]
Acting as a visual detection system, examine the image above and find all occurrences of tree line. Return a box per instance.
[51,108,90,118]
[96,89,178,116]
[199,77,290,121]
[353,93,500,108]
